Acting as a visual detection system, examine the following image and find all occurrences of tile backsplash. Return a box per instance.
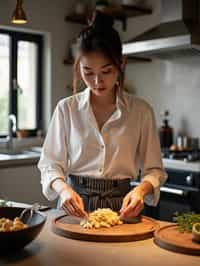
[125,54,200,143]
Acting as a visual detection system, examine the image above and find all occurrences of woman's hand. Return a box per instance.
[60,184,88,218]
[120,181,153,219]
[119,188,145,219]
[51,178,88,218]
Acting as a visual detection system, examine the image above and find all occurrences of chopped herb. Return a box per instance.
[173,212,200,233]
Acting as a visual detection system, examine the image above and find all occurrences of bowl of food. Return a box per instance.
[0,206,46,253]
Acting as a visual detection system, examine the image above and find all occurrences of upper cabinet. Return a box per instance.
[65,3,152,31]
[64,2,153,64]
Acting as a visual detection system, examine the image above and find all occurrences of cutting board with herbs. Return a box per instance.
[52,215,159,242]
[154,213,200,255]
[154,224,200,255]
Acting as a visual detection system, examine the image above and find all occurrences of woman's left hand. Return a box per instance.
[119,189,145,219]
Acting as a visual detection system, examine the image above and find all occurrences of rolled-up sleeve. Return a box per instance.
[138,105,168,206]
[38,101,69,201]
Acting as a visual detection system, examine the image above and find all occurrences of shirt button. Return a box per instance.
[99,168,103,172]
[101,145,104,149]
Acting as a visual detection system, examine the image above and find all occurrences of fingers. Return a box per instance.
[120,198,144,218]
[76,195,85,211]
[71,198,87,217]
[76,197,88,217]
[124,202,143,218]
[62,197,87,217]
[62,201,74,216]
[119,194,130,214]
[62,200,83,217]
[60,187,87,217]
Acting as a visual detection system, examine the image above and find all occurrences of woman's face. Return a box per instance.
[80,51,119,97]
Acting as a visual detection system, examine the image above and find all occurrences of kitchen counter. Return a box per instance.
[1,146,200,172]
[1,209,200,266]
[0,151,40,167]
[163,158,200,172]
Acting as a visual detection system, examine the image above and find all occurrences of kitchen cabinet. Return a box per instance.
[0,165,56,208]
[64,3,152,65]
[65,4,152,30]
[64,54,152,65]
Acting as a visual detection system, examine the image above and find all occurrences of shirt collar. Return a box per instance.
[78,87,90,110]
[78,87,129,111]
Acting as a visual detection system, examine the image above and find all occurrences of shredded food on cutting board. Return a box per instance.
[80,208,123,229]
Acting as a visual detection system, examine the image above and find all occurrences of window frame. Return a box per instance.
[0,29,43,137]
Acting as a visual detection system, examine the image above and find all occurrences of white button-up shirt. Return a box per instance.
[38,87,167,206]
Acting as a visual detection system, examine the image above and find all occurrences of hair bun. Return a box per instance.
[89,10,114,31]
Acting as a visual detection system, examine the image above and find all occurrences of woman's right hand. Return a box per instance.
[60,184,87,218]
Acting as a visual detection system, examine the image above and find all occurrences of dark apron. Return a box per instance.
[60,174,131,212]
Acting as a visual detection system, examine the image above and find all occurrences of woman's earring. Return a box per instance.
[115,80,120,87]
[121,64,125,73]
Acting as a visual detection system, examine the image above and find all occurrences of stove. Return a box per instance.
[162,148,200,172]
[132,148,200,221]
[162,148,200,162]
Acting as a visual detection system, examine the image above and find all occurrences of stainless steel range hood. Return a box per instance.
[123,0,200,58]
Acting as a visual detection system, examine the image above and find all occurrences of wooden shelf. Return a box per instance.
[120,4,152,17]
[63,55,151,66]
[65,4,152,30]
[64,2,152,67]
[103,4,152,19]
[125,55,152,63]
[63,58,74,65]
[65,12,92,25]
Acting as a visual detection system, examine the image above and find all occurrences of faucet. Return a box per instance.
[6,114,17,150]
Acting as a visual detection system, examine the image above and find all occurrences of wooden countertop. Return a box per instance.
[0,209,200,266]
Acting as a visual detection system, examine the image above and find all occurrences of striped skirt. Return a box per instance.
[66,174,131,212]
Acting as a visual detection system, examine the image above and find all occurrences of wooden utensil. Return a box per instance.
[52,215,159,242]
[154,224,200,256]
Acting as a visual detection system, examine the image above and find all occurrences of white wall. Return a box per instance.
[118,0,161,41]
[125,55,200,141]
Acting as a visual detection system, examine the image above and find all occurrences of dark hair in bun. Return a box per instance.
[88,10,114,31]
[73,11,124,94]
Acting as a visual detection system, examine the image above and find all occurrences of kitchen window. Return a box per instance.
[0,29,43,137]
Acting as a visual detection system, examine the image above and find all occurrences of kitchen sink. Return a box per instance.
[0,149,39,156]
[0,150,25,155]
[0,146,42,160]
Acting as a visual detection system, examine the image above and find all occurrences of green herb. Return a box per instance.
[173,212,200,233]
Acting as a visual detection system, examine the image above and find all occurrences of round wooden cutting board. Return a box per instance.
[154,224,200,255]
[52,215,159,242]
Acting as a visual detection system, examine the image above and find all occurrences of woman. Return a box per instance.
[38,11,167,219]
